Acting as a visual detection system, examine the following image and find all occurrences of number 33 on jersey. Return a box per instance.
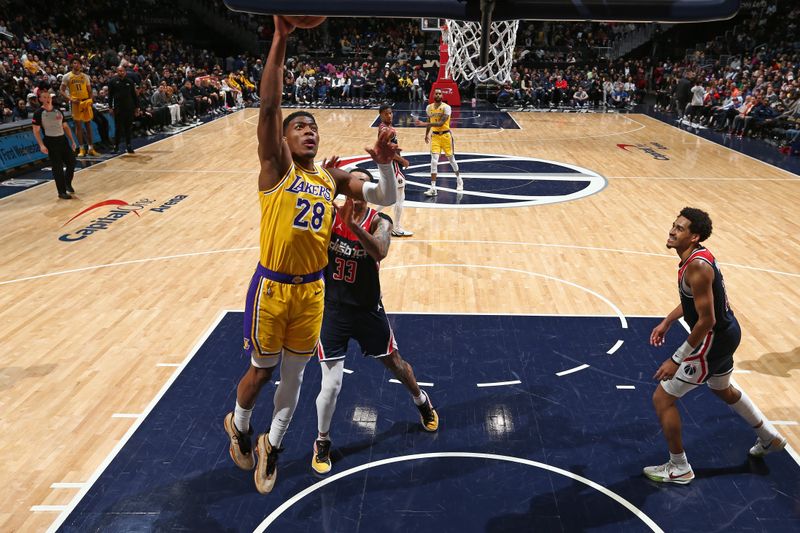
[258,163,336,276]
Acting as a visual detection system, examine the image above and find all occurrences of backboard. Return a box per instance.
[223,0,740,23]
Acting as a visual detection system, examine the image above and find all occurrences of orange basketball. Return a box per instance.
[281,16,327,29]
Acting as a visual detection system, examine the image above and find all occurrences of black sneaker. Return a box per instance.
[416,391,439,432]
[58,193,73,200]
[254,433,283,494]
[113,144,119,153]
[66,185,75,194]
[126,145,135,154]
[223,412,255,470]
[311,438,332,475]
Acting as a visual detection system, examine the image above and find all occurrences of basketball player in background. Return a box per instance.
[223,15,399,495]
[414,88,461,196]
[60,58,99,157]
[378,103,413,236]
[311,167,437,475]
[644,207,786,484]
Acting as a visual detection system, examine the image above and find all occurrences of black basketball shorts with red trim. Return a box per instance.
[316,300,398,361]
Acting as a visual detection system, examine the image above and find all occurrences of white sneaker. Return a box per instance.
[642,460,694,484]
[391,228,414,237]
[456,177,464,191]
[424,188,437,197]
[749,436,787,457]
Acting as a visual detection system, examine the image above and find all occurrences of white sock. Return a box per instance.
[268,353,309,448]
[234,401,253,433]
[412,391,427,406]
[729,396,778,443]
[670,451,689,467]
[430,180,437,191]
[316,360,344,437]
[755,420,779,444]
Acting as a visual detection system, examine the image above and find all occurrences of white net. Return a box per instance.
[444,19,520,84]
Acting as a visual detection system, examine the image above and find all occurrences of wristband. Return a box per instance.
[671,340,695,364]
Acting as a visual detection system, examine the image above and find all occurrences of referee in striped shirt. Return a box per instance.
[32,91,78,199]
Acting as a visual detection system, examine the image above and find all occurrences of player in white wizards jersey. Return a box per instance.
[378,103,413,236]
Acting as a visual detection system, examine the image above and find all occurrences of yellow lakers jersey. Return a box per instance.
[426,102,452,133]
[259,162,336,275]
[64,72,90,100]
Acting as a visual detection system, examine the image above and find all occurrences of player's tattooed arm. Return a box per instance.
[368,215,392,261]
[341,199,392,262]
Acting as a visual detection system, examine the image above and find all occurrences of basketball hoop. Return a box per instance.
[443,18,519,84]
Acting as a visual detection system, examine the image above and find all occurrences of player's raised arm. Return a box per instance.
[330,128,398,205]
[257,16,295,191]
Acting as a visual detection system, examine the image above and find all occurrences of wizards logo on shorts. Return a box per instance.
[337,152,606,209]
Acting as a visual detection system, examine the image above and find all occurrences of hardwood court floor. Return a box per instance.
[0,109,798,532]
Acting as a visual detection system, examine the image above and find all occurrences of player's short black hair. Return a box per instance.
[282,111,315,133]
[378,104,392,114]
[680,207,713,242]
[350,168,375,182]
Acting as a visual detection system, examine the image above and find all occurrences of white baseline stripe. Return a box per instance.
[477,380,522,388]
[45,311,230,533]
[616,385,636,390]
[607,340,624,355]
[556,364,590,377]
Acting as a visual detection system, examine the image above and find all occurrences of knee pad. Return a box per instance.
[447,155,459,172]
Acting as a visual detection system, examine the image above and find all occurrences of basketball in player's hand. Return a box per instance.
[281,16,327,29]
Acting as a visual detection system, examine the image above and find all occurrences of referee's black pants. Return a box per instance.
[114,106,134,148]
[43,136,76,196]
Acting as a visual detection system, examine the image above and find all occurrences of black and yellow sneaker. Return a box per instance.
[254,433,282,494]
[417,391,439,432]
[223,412,254,470]
[311,439,332,475]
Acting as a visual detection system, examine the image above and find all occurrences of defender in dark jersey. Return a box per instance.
[644,207,786,484]
[311,168,438,475]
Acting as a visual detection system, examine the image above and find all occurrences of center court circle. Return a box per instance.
[340,152,607,209]
[254,452,663,532]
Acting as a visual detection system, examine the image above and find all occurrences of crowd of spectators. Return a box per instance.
[1,0,798,153]
[0,0,263,150]
[649,0,799,150]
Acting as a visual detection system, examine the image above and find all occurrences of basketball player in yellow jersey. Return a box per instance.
[223,15,399,495]
[415,88,462,196]
[60,58,98,157]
